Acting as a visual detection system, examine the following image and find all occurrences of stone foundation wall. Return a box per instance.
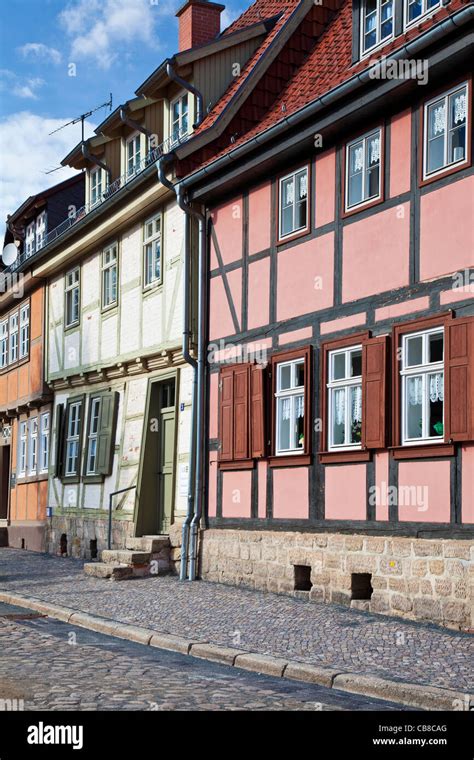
[195,529,473,631]
[46,516,135,559]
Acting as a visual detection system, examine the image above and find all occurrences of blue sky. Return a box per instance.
[0,0,244,232]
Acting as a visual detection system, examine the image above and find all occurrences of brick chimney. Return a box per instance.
[176,0,225,52]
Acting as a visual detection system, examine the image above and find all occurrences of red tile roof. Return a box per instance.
[188,0,468,170]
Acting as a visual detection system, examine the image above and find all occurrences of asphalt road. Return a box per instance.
[0,602,410,711]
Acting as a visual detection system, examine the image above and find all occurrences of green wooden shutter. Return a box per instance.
[96,391,119,476]
[54,404,66,478]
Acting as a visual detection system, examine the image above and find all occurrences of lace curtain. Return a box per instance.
[408,373,444,405]
[334,386,361,425]
[285,182,294,206]
[370,136,380,165]
[351,386,362,423]
[432,104,446,136]
[429,373,444,403]
[281,396,304,421]
[353,146,363,173]
[453,93,466,125]
[299,174,307,199]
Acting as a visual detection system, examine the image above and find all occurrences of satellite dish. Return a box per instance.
[2,243,18,266]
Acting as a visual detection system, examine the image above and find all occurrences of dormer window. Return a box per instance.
[36,211,47,250]
[90,168,103,207]
[25,221,35,256]
[170,94,189,145]
[126,134,141,178]
[361,0,393,56]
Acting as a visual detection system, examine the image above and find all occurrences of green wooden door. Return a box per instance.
[158,406,175,533]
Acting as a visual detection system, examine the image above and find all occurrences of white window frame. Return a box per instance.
[90,167,104,207]
[346,128,382,211]
[275,358,306,456]
[39,412,50,474]
[360,0,394,57]
[404,0,440,29]
[327,346,363,451]
[401,327,444,446]
[18,421,27,477]
[35,211,47,250]
[101,243,118,309]
[126,133,141,179]
[25,221,36,257]
[65,401,82,477]
[170,93,189,146]
[19,303,29,359]
[86,397,102,475]
[0,319,8,369]
[143,213,162,288]
[422,82,469,181]
[278,166,309,241]
[28,417,38,475]
[65,267,80,328]
[9,313,18,364]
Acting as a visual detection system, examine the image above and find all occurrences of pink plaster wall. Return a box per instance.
[342,204,410,302]
[375,296,429,321]
[272,467,309,519]
[320,311,366,336]
[278,326,313,346]
[420,176,474,282]
[461,445,474,524]
[375,452,389,521]
[209,268,242,340]
[325,464,367,520]
[258,461,267,518]
[209,372,218,439]
[277,233,334,321]
[210,198,243,266]
[247,257,270,330]
[208,453,218,518]
[249,183,271,254]
[390,110,411,198]
[398,461,450,523]
[222,470,252,518]
[440,288,474,305]
[315,149,336,227]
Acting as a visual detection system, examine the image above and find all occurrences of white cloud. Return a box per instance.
[59,0,159,70]
[0,70,45,100]
[0,112,95,239]
[17,43,62,65]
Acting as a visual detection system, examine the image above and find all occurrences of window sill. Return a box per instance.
[277,225,310,247]
[420,158,470,188]
[342,193,384,219]
[319,449,371,464]
[269,454,311,467]
[218,459,255,471]
[390,443,455,460]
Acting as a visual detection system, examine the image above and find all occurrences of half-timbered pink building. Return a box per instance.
[173,0,474,628]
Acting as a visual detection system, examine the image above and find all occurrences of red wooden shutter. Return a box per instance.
[218,368,234,461]
[445,317,474,442]
[233,365,249,460]
[250,364,265,458]
[362,335,389,449]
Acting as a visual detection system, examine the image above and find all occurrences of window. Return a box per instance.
[170,94,189,145]
[90,168,103,206]
[86,397,101,475]
[18,421,27,476]
[19,303,29,359]
[9,313,18,364]
[25,221,35,256]
[423,83,469,180]
[0,320,7,369]
[102,243,118,308]
[143,213,162,287]
[405,0,440,26]
[28,418,38,475]
[275,358,306,454]
[36,211,47,250]
[126,134,141,178]
[40,413,50,473]
[65,267,80,328]
[65,401,83,476]
[401,328,444,444]
[327,346,363,450]
[279,167,308,240]
[346,128,382,210]
[361,0,393,55]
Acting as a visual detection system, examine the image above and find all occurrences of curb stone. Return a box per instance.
[0,590,471,711]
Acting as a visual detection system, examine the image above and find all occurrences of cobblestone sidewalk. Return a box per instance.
[0,548,472,692]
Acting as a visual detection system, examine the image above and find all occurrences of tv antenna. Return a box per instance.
[49,93,113,141]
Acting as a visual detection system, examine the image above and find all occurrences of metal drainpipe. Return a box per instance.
[166,63,204,127]
[157,155,199,580]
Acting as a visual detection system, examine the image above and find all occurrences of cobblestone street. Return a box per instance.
[0,549,472,694]
[0,603,408,711]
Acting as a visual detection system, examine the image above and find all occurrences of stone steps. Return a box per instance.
[83,535,171,581]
